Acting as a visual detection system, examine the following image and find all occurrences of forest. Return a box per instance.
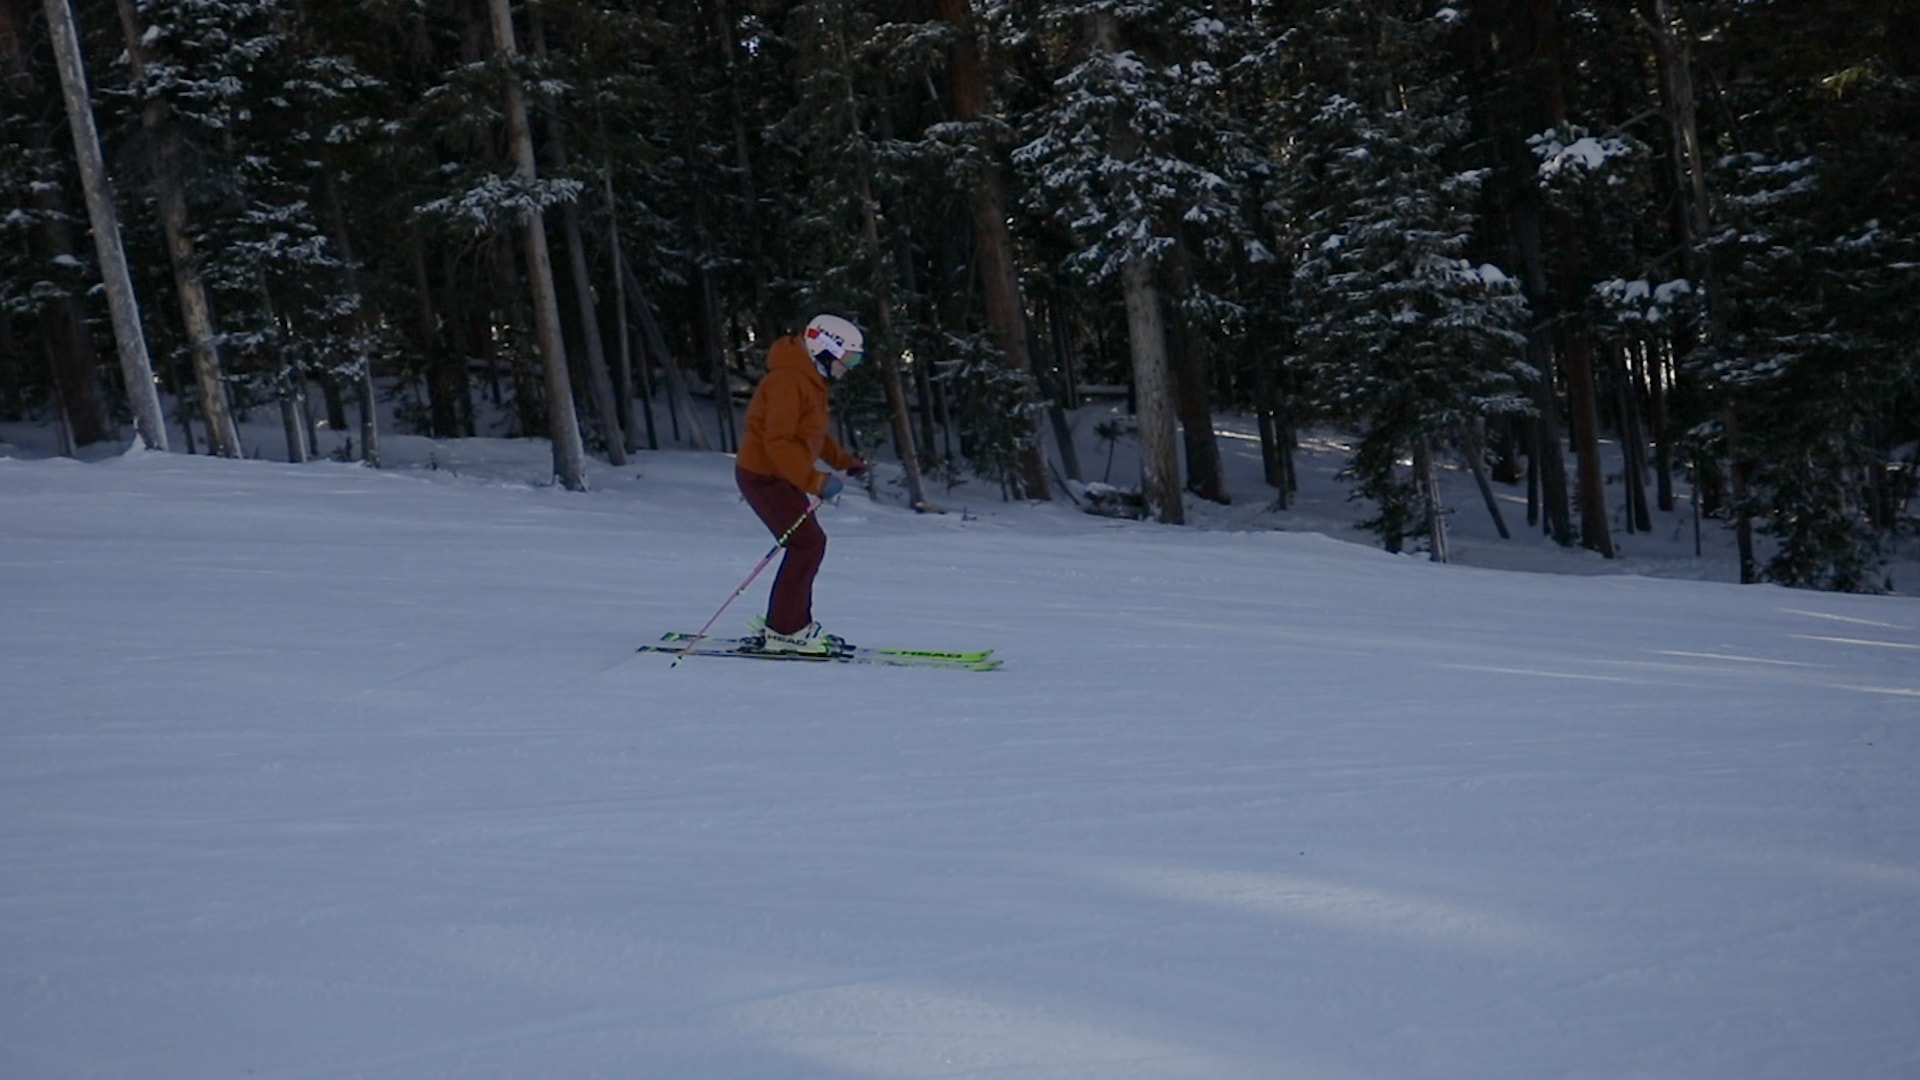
[2,0,1915,592]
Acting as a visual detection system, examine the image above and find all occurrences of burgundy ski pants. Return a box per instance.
[735,465,826,635]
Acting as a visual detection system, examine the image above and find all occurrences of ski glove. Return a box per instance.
[846,456,870,479]
[821,474,844,501]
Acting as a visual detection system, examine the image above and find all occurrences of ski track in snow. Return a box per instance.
[2,427,1918,1080]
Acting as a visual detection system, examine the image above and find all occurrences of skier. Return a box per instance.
[734,313,870,654]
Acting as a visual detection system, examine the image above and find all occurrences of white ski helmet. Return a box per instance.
[803,313,865,375]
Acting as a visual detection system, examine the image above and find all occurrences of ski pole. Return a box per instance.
[671,501,817,667]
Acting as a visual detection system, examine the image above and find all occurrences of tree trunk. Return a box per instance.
[1642,0,1712,265]
[113,0,239,458]
[1727,403,1757,582]
[253,280,309,464]
[1165,243,1227,504]
[1641,0,1713,526]
[1561,327,1615,556]
[319,175,379,466]
[37,0,167,450]
[1483,3,1575,545]
[557,196,627,465]
[696,265,736,454]
[1039,289,1084,485]
[1614,342,1652,533]
[1121,256,1184,525]
[601,183,651,452]
[5,0,113,448]
[1520,0,1612,557]
[828,22,928,510]
[1648,340,1674,511]
[937,0,1050,500]
[708,0,773,343]
[412,240,461,438]
[860,272,930,509]
[1249,337,1290,501]
[488,0,586,491]
[619,258,711,451]
[529,2,625,466]
[1462,420,1512,540]
[34,236,113,448]
[1415,437,1449,563]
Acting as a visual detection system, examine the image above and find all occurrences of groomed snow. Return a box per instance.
[3,421,1916,1079]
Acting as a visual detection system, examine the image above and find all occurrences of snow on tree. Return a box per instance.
[1012,2,1247,525]
[1278,1,1531,557]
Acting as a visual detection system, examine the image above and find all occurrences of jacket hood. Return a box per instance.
[766,334,826,384]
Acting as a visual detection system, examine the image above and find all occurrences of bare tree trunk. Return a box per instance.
[937,0,1050,500]
[112,0,240,458]
[856,246,930,509]
[28,205,112,447]
[488,0,586,490]
[556,199,626,465]
[1642,0,1712,262]
[1644,0,1745,569]
[1042,291,1084,484]
[1648,340,1674,511]
[320,174,380,466]
[37,0,167,450]
[1613,342,1652,533]
[619,258,710,450]
[1485,3,1574,544]
[600,171,639,455]
[6,0,113,447]
[1517,0,1612,557]
[1253,345,1295,504]
[709,0,773,342]
[1562,328,1615,556]
[1462,420,1512,540]
[1727,404,1757,582]
[280,395,310,463]
[529,2,625,466]
[1415,437,1449,563]
[1121,256,1184,525]
[1165,243,1227,504]
[253,280,309,464]
[1511,215,1573,542]
[828,21,928,510]
[410,238,459,438]
[601,183,651,453]
[1089,10,1181,524]
[697,265,736,453]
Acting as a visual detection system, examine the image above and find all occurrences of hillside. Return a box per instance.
[3,422,1918,1079]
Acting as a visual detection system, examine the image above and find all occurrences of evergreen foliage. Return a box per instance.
[2,0,1913,590]
[1277,2,1531,552]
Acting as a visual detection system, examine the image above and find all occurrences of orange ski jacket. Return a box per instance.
[736,334,854,495]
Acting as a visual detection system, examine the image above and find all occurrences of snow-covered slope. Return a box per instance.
[3,435,1916,1079]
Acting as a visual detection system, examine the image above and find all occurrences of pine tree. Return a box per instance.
[1685,0,1920,591]
[930,0,1053,501]
[1279,2,1531,556]
[9,0,169,450]
[105,0,245,457]
[1012,2,1245,524]
[779,0,929,508]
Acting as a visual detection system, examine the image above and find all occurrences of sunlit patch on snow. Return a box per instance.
[1792,634,1920,652]
[728,980,1241,1080]
[1831,684,1920,699]
[1779,608,1912,630]
[1719,848,1920,894]
[1647,649,1818,667]
[1092,865,1554,952]
[1433,663,1642,684]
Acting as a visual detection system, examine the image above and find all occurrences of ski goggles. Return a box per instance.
[840,349,864,371]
